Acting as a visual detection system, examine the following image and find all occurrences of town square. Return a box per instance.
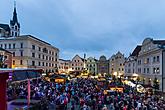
[0,0,165,110]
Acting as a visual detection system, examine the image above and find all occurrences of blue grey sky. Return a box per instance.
[1,0,165,59]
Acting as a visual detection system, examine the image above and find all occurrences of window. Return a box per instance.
[12,32,14,36]
[32,45,35,50]
[138,60,141,65]
[144,68,146,73]
[20,43,23,48]
[38,47,41,51]
[52,52,54,55]
[147,68,149,74]
[15,25,17,30]
[49,63,51,67]
[46,56,48,60]
[153,56,156,62]
[20,51,23,56]
[153,68,156,74]
[118,68,120,71]
[32,61,35,66]
[128,63,131,67]
[43,55,44,59]
[147,58,150,63]
[38,62,41,66]
[13,52,15,57]
[52,57,54,61]
[52,63,54,67]
[9,44,11,49]
[55,58,57,62]
[4,44,7,49]
[38,54,41,59]
[46,63,48,66]
[15,32,17,36]
[42,62,44,66]
[13,60,15,65]
[20,60,23,65]
[13,43,15,49]
[49,56,51,61]
[32,53,35,57]
[157,56,160,62]
[120,63,122,66]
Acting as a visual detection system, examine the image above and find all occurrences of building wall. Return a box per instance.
[86,57,97,75]
[124,56,137,77]
[97,55,109,75]
[71,55,84,72]
[58,59,71,74]
[132,38,164,91]
[109,52,125,76]
[0,49,12,68]
[0,35,59,72]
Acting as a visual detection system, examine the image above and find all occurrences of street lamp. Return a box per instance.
[158,44,165,92]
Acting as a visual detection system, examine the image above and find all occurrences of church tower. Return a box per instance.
[10,1,20,37]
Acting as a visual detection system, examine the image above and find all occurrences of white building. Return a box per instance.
[124,46,141,77]
[71,55,85,73]
[0,4,59,72]
[0,35,59,72]
[58,59,71,74]
[109,51,125,77]
[136,38,165,92]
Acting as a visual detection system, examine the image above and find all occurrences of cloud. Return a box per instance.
[1,0,165,59]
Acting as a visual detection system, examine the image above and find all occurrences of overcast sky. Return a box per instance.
[1,0,165,59]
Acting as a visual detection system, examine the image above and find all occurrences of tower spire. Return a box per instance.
[14,0,16,9]
[10,0,20,37]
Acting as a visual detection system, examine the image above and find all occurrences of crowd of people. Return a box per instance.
[7,77,165,110]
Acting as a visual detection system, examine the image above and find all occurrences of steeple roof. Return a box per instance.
[10,1,20,28]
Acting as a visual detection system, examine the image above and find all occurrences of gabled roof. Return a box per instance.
[0,24,10,32]
[59,59,70,62]
[153,40,165,45]
[72,54,86,62]
[131,45,141,57]
[0,47,12,54]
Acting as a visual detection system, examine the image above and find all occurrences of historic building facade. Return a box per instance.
[86,57,97,75]
[71,55,85,72]
[136,38,165,92]
[0,4,59,72]
[97,55,109,75]
[0,48,12,68]
[124,46,141,77]
[0,35,59,72]
[109,51,125,77]
[58,59,71,74]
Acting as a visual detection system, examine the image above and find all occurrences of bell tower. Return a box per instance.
[10,0,20,37]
